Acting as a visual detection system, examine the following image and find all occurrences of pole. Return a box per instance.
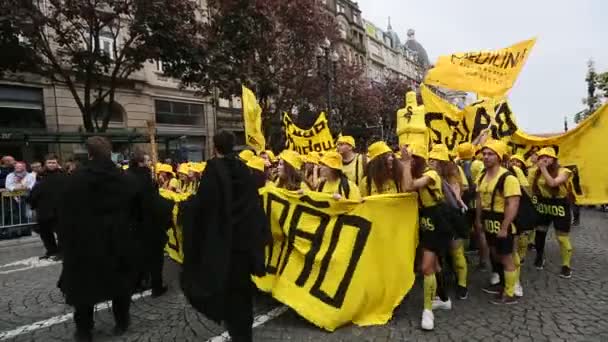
[146,120,158,179]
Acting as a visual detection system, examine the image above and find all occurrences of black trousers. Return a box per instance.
[572,205,580,222]
[225,253,254,342]
[150,246,165,290]
[73,295,131,333]
[38,220,59,256]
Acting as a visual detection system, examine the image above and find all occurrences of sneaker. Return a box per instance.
[456,285,469,300]
[421,309,434,331]
[534,257,545,270]
[482,284,503,295]
[560,266,572,279]
[490,272,500,286]
[490,294,519,305]
[514,282,524,297]
[432,297,452,310]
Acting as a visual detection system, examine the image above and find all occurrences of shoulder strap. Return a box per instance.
[355,154,360,185]
[339,175,351,199]
[490,171,511,212]
[318,180,326,192]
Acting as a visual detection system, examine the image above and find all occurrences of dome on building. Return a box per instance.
[404,29,430,68]
[386,17,401,49]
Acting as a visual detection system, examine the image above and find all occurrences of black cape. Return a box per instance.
[181,155,270,323]
[57,158,138,306]
[28,169,67,223]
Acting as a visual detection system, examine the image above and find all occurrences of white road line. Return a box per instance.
[0,257,60,275]
[206,305,288,342]
[0,290,152,341]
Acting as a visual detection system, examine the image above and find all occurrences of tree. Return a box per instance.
[579,59,607,123]
[0,0,202,132]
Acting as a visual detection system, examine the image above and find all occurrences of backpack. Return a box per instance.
[458,160,476,206]
[477,169,512,212]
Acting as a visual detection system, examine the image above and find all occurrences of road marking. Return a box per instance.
[0,257,60,275]
[206,305,288,342]
[0,290,152,340]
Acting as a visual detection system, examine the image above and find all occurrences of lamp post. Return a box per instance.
[316,38,340,133]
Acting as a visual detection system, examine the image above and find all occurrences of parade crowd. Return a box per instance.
[0,129,591,341]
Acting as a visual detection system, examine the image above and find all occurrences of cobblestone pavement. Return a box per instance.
[1,209,607,341]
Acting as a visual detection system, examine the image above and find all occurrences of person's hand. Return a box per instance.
[400,145,412,162]
[296,189,304,195]
[539,158,549,169]
[497,228,508,238]
[332,193,342,200]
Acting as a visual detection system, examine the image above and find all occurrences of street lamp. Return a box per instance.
[316,40,340,133]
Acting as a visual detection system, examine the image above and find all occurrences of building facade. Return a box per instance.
[321,0,367,67]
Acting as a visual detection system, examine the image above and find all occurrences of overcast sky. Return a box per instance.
[358,0,608,134]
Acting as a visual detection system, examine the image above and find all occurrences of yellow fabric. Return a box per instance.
[511,166,529,188]
[367,141,392,161]
[280,150,303,170]
[530,167,572,199]
[264,150,277,162]
[450,245,468,288]
[457,143,475,159]
[471,160,484,184]
[557,235,572,267]
[517,232,530,262]
[504,270,517,297]
[408,143,428,160]
[477,167,521,213]
[242,85,266,153]
[510,154,526,165]
[157,164,174,175]
[513,251,521,286]
[359,177,399,197]
[418,169,443,208]
[317,178,361,201]
[320,151,343,170]
[337,135,356,148]
[396,90,429,148]
[429,144,450,162]
[483,140,508,160]
[304,152,321,165]
[537,147,557,159]
[159,188,192,264]
[283,112,335,154]
[424,38,536,97]
[253,188,418,331]
[177,163,190,175]
[423,274,437,311]
[342,153,365,185]
[168,178,180,190]
[247,156,267,172]
[458,165,469,189]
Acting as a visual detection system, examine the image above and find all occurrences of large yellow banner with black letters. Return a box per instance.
[283,112,335,154]
[254,188,418,331]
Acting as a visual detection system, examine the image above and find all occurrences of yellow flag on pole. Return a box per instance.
[424,38,536,97]
[242,85,266,153]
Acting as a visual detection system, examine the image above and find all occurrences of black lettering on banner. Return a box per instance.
[310,215,371,308]
[523,146,540,161]
[279,205,331,287]
[300,196,331,208]
[564,165,584,196]
[444,116,467,150]
[472,106,491,141]
[425,112,444,144]
[265,193,291,275]
[494,103,517,138]
[313,121,326,134]
[508,142,527,156]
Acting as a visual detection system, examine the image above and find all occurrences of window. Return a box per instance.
[353,14,360,25]
[99,33,114,59]
[92,101,125,123]
[339,22,348,39]
[155,60,166,73]
[0,85,45,129]
[155,100,205,126]
[338,4,345,14]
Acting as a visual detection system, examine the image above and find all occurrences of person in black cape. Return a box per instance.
[57,137,138,342]
[181,131,270,342]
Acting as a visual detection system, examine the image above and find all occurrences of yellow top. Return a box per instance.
[168,178,180,190]
[477,167,521,213]
[511,166,529,188]
[342,153,365,185]
[458,165,469,190]
[318,178,361,201]
[529,167,572,199]
[359,177,399,197]
[418,169,444,208]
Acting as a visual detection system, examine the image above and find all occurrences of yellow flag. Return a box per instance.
[283,112,335,154]
[242,85,266,153]
[424,38,536,97]
[396,90,429,147]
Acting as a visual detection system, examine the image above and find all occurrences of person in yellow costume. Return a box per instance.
[302,152,321,191]
[528,147,573,278]
[276,150,303,191]
[400,143,452,331]
[238,149,255,163]
[176,163,194,194]
[260,150,278,182]
[157,164,179,192]
[336,136,365,186]
[428,144,469,302]
[475,140,521,305]
[359,141,402,197]
[246,156,271,189]
[315,152,361,201]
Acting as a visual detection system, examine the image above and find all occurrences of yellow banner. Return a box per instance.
[424,38,536,97]
[283,112,335,154]
[396,91,429,147]
[242,85,266,153]
[159,188,192,264]
[254,188,418,331]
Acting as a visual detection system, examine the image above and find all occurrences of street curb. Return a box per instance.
[0,235,41,249]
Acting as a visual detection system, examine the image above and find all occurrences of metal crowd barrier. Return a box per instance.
[0,189,35,239]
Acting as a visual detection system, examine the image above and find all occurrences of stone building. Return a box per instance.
[321,0,367,67]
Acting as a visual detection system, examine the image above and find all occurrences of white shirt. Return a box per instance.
[5,172,36,192]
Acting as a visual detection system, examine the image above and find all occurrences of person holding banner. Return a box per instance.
[302,152,321,191]
[401,143,453,331]
[475,140,521,305]
[359,141,402,196]
[276,150,304,191]
[336,136,366,186]
[315,151,361,201]
[529,147,573,278]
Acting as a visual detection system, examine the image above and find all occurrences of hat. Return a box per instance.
[510,154,526,165]
[537,147,557,159]
[408,143,428,160]
[429,144,450,162]
[320,151,343,170]
[246,156,266,172]
[177,163,190,175]
[457,143,475,159]
[157,164,175,175]
[304,152,321,165]
[337,135,356,148]
[482,140,508,160]
[191,162,206,173]
[239,149,255,162]
[280,150,303,170]
[122,165,129,170]
[263,150,277,162]
[367,141,392,161]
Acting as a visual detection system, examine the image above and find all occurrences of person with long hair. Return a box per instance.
[429,144,469,302]
[316,152,361,200]
[529,147,573,278]
[401,143,452,331]
[275,150,304,191]
[260,150,278,182]
[157,164,179,192]
[302,152,321,191]
[359,141,402,196]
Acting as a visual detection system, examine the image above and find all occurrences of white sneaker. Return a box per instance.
[421,309,434,331]
[432,297,452,310]
[514,282,524,297]
[490,272,500,286]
